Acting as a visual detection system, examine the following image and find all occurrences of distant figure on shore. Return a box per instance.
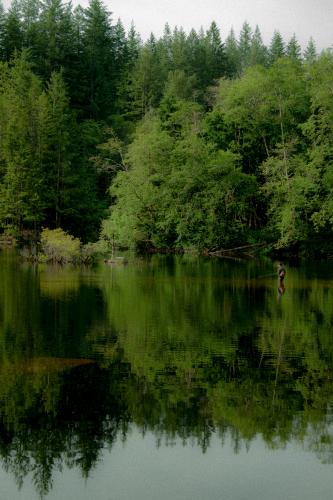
[277,263,286,281]
[277,263,286,297]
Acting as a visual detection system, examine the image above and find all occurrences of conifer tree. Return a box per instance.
[81,0,114,119]
[44,70,73,228]
[249,25,268,67]
[286,34,302,62]
[2,0,23,61]
[0,1,6,59]
[20,0,40,50]
[127,22,141,64]
[170,26,188,70]
[238,21,252,72]
[269,30,285,64]
[0,53,48,232]
[37,0,76,80]
[204,21,227,82]
[113,22,141,131]
[129,34,167,117]
[304,37,317,63]
[224,27,241,77]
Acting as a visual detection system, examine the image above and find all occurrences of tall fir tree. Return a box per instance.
[170,26,188,70]
[224,27,241,77]
[36,0,76,79]
[0,0,6,59]
[81,0,114,120]
[20,0,40,50]
[238,21,252,72]
[304,37,317,63]
[204,21,227,82]
[286,34,302,62]
[269,30,285,64]
[44,69,74,228]
[113,22,141,131]
[2,0,23,61]
[0,53,48,232]
[249,25,268,67]
[129,34,167,118]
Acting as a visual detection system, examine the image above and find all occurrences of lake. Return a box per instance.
[0,249,333,499]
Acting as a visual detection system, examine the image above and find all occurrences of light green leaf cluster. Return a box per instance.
[40,227,81,263]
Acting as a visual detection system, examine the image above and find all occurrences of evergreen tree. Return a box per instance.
[286,34,302,62]
[36,0,76,80]
[112,22,141,132]
[2,0,23,61]
[170,26,188,70]
[20,0,40,50]
[109,18,128,123]
[45,70,104,239]
[126,22,141,64]
[162,22,172,60]
[269,30,285,64]
[204,21,227,82]
[182,28,207,96]
[0,1,6,59]
[0,53,48,232]
[304,37,317,63]
[238,21,252,72]
[44,70,74,228]
[224,27,241,77]
[129,34,167,118]
[69,5,86,112]
[249,25,268,67]
[111,18,127,77]
[81,0,114,120]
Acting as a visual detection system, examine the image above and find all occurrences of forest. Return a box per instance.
[0,0,332,255]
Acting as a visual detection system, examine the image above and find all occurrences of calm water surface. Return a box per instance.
[0,250,333,499]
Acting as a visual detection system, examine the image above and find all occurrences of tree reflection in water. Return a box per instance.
[0,252,333,496]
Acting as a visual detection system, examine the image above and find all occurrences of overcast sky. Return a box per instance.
[85,0,332,49]
[3,0,333,49]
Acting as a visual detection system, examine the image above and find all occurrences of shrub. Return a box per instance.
[81,239,109,263]
[40,228,81,264]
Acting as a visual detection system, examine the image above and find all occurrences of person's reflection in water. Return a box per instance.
[277,262,286,298]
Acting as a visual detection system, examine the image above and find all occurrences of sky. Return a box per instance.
[3,0,333,50]
[82,0,332,49]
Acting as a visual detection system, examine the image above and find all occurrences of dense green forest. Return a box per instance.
[0,0,332,254]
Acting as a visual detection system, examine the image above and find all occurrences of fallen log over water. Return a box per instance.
[206,242,268,257]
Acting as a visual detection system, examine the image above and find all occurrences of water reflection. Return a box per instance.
[0,251,333,497]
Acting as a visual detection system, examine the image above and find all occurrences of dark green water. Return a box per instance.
[0,250,333,499]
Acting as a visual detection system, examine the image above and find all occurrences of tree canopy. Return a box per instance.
[0,0,331,254]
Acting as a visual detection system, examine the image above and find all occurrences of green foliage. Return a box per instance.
[0,3,331,254]
[286,34,302,62]
[0,53,104,241]
[300,53,333,239]
[238,21,252,72]
[304,37,317,64]
[81,239,109,262]
[249,25,268,67]
[269,30,285,64]
[259,53,333,249]
[40,227,81,263]
[224,28,241,77]
[102,103,257,250]
[100,48,333,254]
[211,59,310,174]
[0,53,49,231]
